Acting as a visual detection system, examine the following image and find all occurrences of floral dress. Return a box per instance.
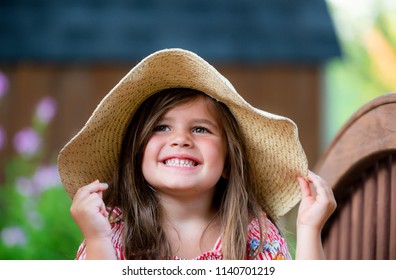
[76,207,291,260]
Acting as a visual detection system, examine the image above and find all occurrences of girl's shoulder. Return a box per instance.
[246,213,292,260]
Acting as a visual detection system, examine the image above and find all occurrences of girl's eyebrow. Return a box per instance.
[192,118,219,127]
[160,116,220,128]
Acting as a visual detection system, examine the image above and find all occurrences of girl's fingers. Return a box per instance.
[297,171,337,229]
[71,181,109,218]
[307,170,325,189]
[297,177,311,198]
[73,180,108,202]
[83,193,108,217]
[306,170,337,212]
[308,171,335,199]
[97,191,109,217]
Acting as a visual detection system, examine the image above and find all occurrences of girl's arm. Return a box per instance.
[70,180,117,260]
[295,171,337,259]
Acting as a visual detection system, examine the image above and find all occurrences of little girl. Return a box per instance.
[57,48,336,260]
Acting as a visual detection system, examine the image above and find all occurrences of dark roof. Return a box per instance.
[0,0,340,63]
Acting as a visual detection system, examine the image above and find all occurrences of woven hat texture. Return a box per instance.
[57,48,308,218]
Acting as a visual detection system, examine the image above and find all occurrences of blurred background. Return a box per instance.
[0,0,395,259]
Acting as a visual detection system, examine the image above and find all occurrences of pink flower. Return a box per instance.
[35,96,57,124]
[33,165,62,191]
[16,165,61,197]
[13,127,41,156]
[1,226,27,247]
[15,177,36,196]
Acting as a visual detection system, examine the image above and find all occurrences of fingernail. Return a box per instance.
[102,183,108,188]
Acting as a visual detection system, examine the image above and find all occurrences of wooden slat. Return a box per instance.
[50,65,132,153]
[362,167,377,259]
[324,217,339,260]
[390,155,396,259]
[376,157,391,259]
[338,201,351,259]
[350,180,364,259]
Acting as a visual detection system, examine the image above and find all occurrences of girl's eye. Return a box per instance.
[192,127,210,134]
[154,125,170,132]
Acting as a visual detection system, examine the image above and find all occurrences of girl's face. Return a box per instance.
[142,96,227,198]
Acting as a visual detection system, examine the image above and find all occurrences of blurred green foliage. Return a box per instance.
[0,182,82,259]
[324,0,396,146]
[0,96,82,260]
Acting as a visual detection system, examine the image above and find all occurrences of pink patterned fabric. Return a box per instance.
[76,208,291,260]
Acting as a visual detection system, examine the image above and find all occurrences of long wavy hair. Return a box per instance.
[104,88,267,259]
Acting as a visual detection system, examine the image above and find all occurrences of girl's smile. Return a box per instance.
[163,156,200,168]
[142,96,227,197]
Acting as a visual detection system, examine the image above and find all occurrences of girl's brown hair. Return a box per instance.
[104,88,266,259]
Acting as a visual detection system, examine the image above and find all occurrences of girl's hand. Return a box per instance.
[70,180,112,240]
[296,170,337,231]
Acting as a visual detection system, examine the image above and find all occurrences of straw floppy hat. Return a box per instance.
[57,48,308,218]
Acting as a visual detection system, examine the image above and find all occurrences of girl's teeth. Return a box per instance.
[165,158,196,167]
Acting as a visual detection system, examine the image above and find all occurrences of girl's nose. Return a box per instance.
[170,131,193,148]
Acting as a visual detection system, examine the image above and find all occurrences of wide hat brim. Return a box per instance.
[57,48,308,218]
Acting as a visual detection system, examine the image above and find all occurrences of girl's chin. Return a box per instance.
[153,184,217,196]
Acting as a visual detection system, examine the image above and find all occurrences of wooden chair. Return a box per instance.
[314,93,396,260]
